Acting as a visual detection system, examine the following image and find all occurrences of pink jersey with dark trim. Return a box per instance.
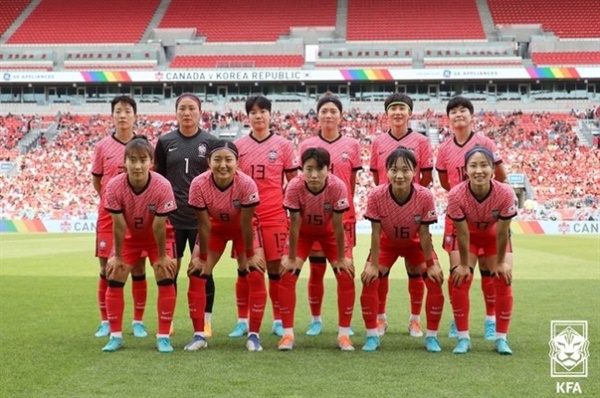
[447,180,517,234]
[365,183,437,245]
[300,133,362,221]
[104,171,176,241]
[188,170,260,232]
[369,129,434,185]
[284,174,349,235]
[436,132,502,189]
[235,132,297,225]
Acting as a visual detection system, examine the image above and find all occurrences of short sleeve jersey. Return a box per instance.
[283,174,349,235]
[91,134,134,232]
[299,133,362,221]
[365,183,437,246]
[235,132,298,225]
[104,171,177,242]
[154,129,217,229]
[447,180,517,234]
[188,170,260,232]
[436,132,503,189]
[369,129,434,185]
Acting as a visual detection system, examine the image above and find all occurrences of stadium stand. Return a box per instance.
[346,0,486,41]
[159,0,337,42]
[488,0,600,38]
[170,55,304,68]
[7,0,160,44]
[531,52,600,67]
[0,0,29,37]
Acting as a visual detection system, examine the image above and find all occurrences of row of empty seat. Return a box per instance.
[532,52,600,66]
[170,55,304,68]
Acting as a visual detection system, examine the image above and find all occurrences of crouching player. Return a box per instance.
[103,136,178,353]
[360,148,444,352]
[447,146,516,355]
[278,147,355,351]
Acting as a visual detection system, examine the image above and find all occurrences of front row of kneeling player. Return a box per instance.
[102,137,515,355]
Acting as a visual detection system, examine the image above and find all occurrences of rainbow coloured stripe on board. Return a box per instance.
[340,69,393,81]
[526,67,580,79]
[0,219,48,233]
[511,221,545,235]
[80,71,132,82]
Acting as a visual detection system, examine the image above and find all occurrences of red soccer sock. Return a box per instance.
[408,273,425,316]
[131,274,147,322]
[106,281,125,334]
[494,278,513,334]
[447,275,454,306]
[278,271,299,329]
[450,274,473,332]
[247,269,267,334]
[480,271,496,317]
[235,269,249,319]
[98,274,108,321]
[377,274,390,316]
[187,274,207,333]
[308,257,327,317]
[335,270,355,328]
[156,279,176,335]
[424,276,445,332]
[360,278,380,330]
[268,273,281,321]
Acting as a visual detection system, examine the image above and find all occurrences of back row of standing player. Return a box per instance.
[92,92,515,354]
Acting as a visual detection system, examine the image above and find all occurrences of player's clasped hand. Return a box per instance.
[360,263,379,284]
[491,261,512,285]
[334,257,354,278]
[153,255,177,279]
[106,256,126,279]
[427,260,444,285]
[452,264,471,287]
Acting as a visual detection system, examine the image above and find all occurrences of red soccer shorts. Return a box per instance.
[309,221,355,259]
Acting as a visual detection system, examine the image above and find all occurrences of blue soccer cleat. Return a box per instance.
[95,322,110,338]
[157,337,174,353]
[184,335,208,351]
[228,322,249,338]
[484,320,496,341]
[362,336,381,352]
[448,320,458,339]
[132,322,148,338]
[272,321,284,338]
[424,336,442,353]
[246,334,263,352]
[102,336,123,352]
[452,338,472,354]
[306,321,323,336]
[495,338,513,355]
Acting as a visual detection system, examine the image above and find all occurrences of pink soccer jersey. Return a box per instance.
[299,133,362,221]
[365,183,437,246]
[436,132,503,188]
[283,174,349,235]
[188,170,260,231]
[104,171,177,241]
[447,180,517,234]
[369,129,434,185]
[235,132,297,225]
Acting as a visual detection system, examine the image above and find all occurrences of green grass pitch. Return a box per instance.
[0,233,598,397]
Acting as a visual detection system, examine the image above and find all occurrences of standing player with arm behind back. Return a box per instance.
[91,95,148,339]
[436,96,508,340]
[230,95,298,339]
[368,93,435,338]
[154,93,217,336]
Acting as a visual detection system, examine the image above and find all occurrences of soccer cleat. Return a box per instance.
[184,335,208,351]
[349,327,355,337]
[362,336,381,352]
[408,320,424,337]
[452,338,472,354]
[376,319,388,336]
[424,336,442,353]
[272,321,284,338]
[95,322,110,338]
[228,322,249,338]
[277,334,295,351]
[337,335,355,351]
[157,337,174,353]
[246,334,263,352]
[102,336,123,352]
[306,321,323,336]
[495,338,513,355]
[204,322,213,338]
[132,322,148,338]
[484,320,496,341]
[448,320,458,339]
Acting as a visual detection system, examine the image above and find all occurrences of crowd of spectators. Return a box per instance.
[1,109,598,222]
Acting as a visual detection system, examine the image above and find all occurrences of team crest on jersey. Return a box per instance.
[414,215,422,224]
[342,152,349,161]
[268,150,278,163]
[198,143,208,157]
[492,210,499,218]
[233,199,241,208]
[148,204,156,213]
[324,203,333,212]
